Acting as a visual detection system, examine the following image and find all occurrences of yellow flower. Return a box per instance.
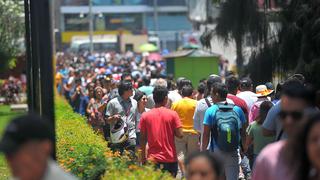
[113,151,121,157]
[128,165,139,170]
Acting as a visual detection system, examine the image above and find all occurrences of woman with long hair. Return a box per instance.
[282,112,320,180]
[252,112,320,180]
[86,86,106,133]
[133,90,149,146]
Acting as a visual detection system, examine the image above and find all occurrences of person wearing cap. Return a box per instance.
[0,114,77,180]
[248,85,273,123]
[237,78,258,111]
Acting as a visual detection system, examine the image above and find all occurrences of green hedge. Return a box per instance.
[56,97,173,180]
[56,97,107,179]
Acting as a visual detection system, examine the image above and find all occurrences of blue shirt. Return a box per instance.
[203,104,246,150]
[262,101,286,140]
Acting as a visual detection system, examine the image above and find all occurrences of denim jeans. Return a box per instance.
[213,148,240,180]
[240,155,251,177]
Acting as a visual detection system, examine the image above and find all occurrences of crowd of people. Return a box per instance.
[52,51,320,180]
[0,75,26,104]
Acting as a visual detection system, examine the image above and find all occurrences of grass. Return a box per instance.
[0,105,24,179]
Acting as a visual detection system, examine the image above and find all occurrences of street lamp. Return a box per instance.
[89,0,94,53]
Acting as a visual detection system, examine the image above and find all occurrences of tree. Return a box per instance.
[214,0,265,75]
[246,0,320,89]
[0,0,24,72]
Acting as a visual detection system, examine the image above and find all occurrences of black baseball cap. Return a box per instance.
[0,114,54,155]
[265,82,274,90]
[240,77,253,87]
[207,74,222,87]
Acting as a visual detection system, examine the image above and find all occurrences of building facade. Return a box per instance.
[59,0,192,51]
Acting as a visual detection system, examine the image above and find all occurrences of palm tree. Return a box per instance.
[214,0,264,75]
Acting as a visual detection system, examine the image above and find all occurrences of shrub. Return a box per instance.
[56,97,108,180]
[56,96,173,180]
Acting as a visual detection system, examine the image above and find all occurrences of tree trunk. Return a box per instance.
[235,36,244,76]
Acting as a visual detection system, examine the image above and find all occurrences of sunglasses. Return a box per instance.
[279,110,303,120]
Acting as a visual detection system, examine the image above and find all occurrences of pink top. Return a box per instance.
[249,98,270,123]
[252,141,293,180]
[249,101,263,123]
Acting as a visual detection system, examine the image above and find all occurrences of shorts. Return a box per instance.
[175,132,200,161]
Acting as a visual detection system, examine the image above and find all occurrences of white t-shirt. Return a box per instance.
[168,90,182,108]
[237,91,258,110]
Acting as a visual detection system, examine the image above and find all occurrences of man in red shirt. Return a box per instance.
[139,86,183,177]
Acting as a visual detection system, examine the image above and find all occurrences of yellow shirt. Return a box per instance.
[171,97,197,134]
[55,73,63,85]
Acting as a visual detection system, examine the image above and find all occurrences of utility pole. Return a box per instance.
[153,0,159,34]
[89,0,94,53]
[206,0,209,31]
[24,0,55,159]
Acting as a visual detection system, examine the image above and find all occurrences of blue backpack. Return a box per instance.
[212,103,240,152]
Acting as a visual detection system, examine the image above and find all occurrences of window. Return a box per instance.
[64,14,89,31]
[105,14,142,31]
[146,0,186,6]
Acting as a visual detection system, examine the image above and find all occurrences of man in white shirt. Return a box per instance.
[237,78,257,110]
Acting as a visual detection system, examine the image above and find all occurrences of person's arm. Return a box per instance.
[244,136,253,153]
[70,89,79,102]
[244,124,253,153]
[139,115,147,164]
[193,102,202,133]
[86,100,94,115]
[201,107,213,151]
[63,83,69,91]
[202,125,210,151]
[173,111,183,138]
[105,102,121,124]
[167,97,173,109]
[140,131,147,164]
[237,107,248,147]
[262,104,279,137]
[174,128,183,138]
[106,114,121,124]
[98,98,108,113]
[98,103,107,113]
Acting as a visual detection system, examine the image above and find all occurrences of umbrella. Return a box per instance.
[183,44,200,50]
[148,53,162,61]
[139,43,158,52]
